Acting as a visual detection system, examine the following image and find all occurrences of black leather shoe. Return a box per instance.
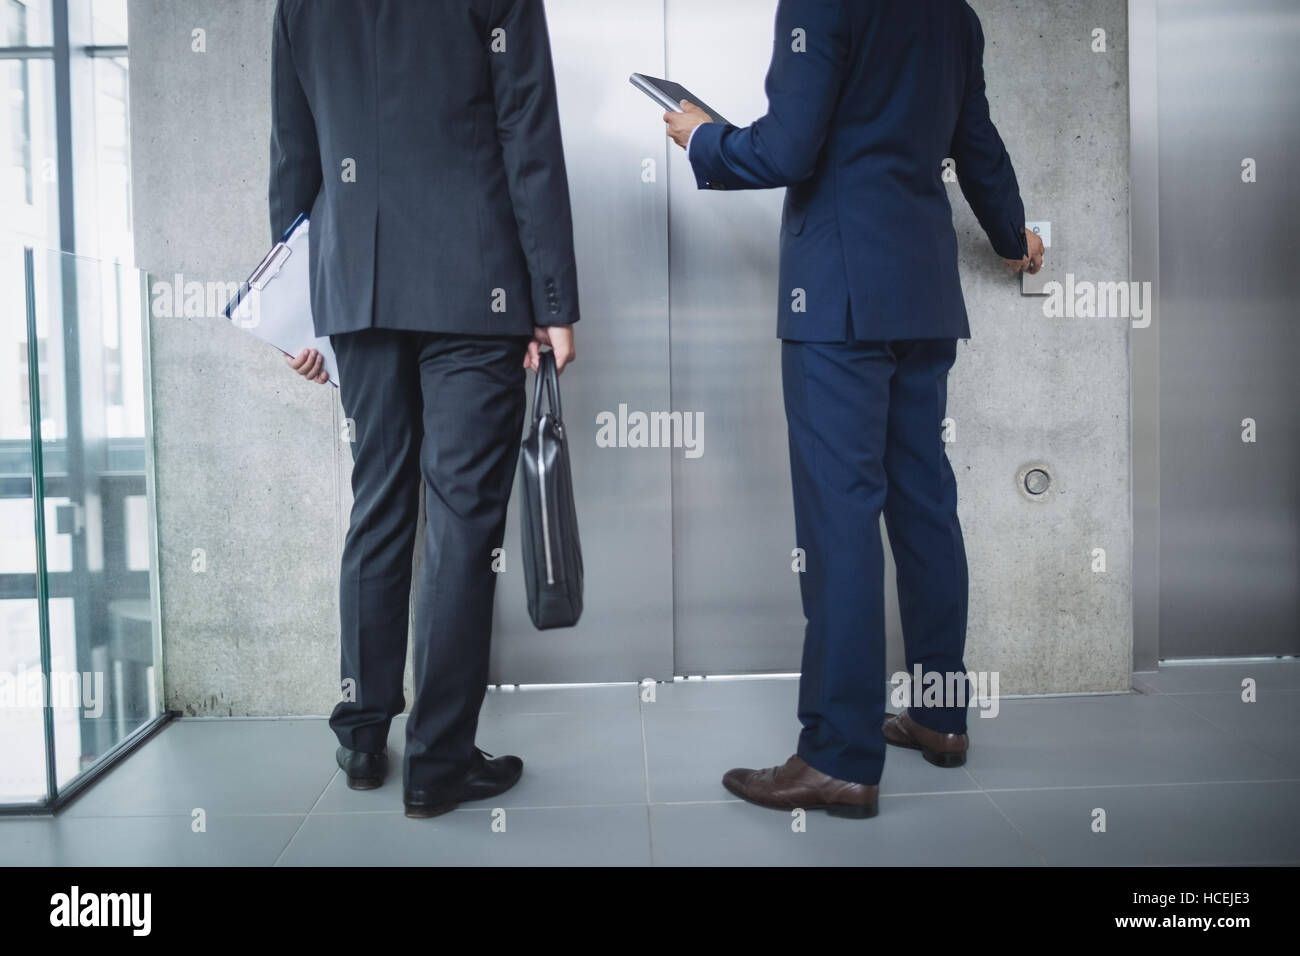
[404,749,524,819]
[336,746,387,790]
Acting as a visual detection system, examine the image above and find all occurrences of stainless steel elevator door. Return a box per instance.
[1155,0,1300,657]
[664,0,906,675]
[665,0,800,675]
[489,0,675,682]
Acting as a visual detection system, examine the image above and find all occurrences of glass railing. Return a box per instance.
[0,243,164,811]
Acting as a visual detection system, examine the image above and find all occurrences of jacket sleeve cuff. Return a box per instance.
[989,203,1028,260]
[532,274,579,326]
[687,121,729,190]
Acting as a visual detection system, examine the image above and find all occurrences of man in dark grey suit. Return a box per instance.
[270,0,579,818]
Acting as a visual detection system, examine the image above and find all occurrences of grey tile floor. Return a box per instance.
[3,661,1298,866]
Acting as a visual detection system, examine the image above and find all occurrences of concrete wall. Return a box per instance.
[129,0,1131,715]
[129,0,343,715]
[949,0,1131,695]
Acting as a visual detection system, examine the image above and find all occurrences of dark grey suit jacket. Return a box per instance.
[269,0,579,337]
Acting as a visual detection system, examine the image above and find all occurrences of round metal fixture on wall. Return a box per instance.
[1016,462,1056,502]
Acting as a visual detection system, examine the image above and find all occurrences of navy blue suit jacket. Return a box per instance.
[688,0,1028,341]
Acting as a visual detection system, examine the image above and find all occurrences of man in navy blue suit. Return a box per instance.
[666,0,1044,818]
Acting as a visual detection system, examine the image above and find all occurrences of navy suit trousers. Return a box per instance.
[782,336,971,785]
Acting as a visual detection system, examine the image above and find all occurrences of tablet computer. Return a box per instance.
[630,73,732,127]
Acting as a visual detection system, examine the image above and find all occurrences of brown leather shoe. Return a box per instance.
[722,755,878,819]
[882,709,968,767]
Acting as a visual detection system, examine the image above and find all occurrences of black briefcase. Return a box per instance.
[519,351,583,630]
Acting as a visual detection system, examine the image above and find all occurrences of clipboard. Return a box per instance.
[223,214,340,387]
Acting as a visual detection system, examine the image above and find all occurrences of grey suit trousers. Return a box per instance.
[329,328,530,790]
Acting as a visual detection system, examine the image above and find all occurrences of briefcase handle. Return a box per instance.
[531,349,564,426]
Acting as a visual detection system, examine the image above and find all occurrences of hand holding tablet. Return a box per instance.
[629,73,732,127]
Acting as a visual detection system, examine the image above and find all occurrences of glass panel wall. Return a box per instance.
[0,244,49,804]
[0,245,160,809]
[1,0,157,811]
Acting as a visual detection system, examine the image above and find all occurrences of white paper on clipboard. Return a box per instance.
[225,216,340,387]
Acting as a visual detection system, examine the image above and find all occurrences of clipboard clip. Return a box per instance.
[249,242,293,291]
